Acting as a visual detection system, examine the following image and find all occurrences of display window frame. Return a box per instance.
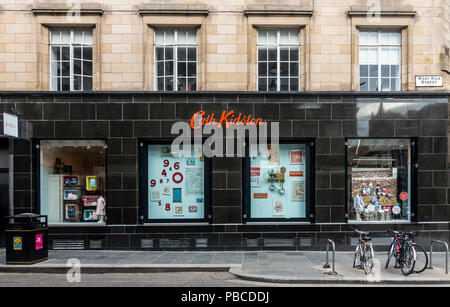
[34,138,108,226]
[139,139,212,224]
[344,137,418,224]
[242,138,315,223]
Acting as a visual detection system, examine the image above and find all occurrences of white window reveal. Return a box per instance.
[154,29,197,91]
[359,30,401,92]
[50,28,93,91]
[257,29,300,92]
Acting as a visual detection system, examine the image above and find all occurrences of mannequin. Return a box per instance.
[96,195,106,223]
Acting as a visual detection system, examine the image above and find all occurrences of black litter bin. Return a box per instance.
[5,213,48,265]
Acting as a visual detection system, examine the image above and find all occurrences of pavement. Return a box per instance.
[0,248,449,284]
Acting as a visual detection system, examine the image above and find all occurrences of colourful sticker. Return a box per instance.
[253,193,268,199]
[35,233,43,250]
[13,237,22,250]
[399,192,408,201]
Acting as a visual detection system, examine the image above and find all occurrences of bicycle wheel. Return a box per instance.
[385,242,394,269]
[353,244,361,268]
[413,244,428,273]
[363,244,374,275]
[400,245,416,276]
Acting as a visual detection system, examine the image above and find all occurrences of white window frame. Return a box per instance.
[359,29,401,92]
[49,28,93,92]
[257,29,300,92]
[154,29,198,91]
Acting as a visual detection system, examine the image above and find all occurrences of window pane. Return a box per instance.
[381,78,390,91]
[359,47,368,64]
[280,47,289,61]
[147,144,204,220]
[74,46,81,59]
[290,63,299,77]
[83,61,92,76]
[83,77,92,90]
[369,78,378,91]
[62,62,70,76]
[290,78,299,91]
[156,47,164,61]
[187,47,196,61]
[268,78,277,91]
[258,48,267,61]
[391,65,399,77]
[157,77,164,90]
[289,48,299,62]
[165,77,173,91]
[380,47,390,64]
[61,77,70,91]
[267,30,276,45]
[51,62,58,78]
[177,78,187,91]
[390,47,400,64]
[368,31,378,45]
[177,62,186,77]
[51,46,60,63]
[258,62,267,76]
[360,78,368,91]
[73,29,83,44]
[164,30,174,44]
[73,75,82,91]
[368,47,378,64]
[83,47,92,61]
[187,62,196,77]
[280,63,288,77]
[74,59,81,75]
[177,30,187,44]
[359,30,368,45]
[268,62,277,76]
[280,30,289,44]
[165,61,173,76]
[83,29,93,44]
[381,65,390,77]
[389,31,401,45]
[155,30,164,44]
[40,141,106,223]
[177,47,186,61]
[268,48,277,61]
[258,30,267,44]
[60,29,70,44]
[391,78,400,91]
[258,78,267,91]
[360,65,368,78]
[186,29,197,44]
[51,77,59,91]
[280,77,289,91]
[165,47,173,60]
[188,78,196,91]
[369,65,378,77]
[289,30,300,44]
[50,30,61,44]
[157,62,164,76]
[249,144,308,219]
[61,47,70,61]
[380,31,390,45]
[347,138,412,222]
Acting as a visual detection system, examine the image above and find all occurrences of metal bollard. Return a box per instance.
[323,239,337,275]
[428,240,448,274]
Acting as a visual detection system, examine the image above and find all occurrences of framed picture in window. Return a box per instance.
[289,150,303,165]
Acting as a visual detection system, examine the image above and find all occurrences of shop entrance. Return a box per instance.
[0,138,9,247]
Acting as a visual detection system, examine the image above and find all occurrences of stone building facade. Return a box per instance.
[0,0,448,250]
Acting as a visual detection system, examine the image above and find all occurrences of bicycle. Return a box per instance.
[352,228,374,274]
[385,230,417,276]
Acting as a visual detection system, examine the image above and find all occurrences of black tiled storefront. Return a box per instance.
[1,91,449,250]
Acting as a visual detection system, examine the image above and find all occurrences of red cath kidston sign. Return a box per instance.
[399,192,408,201]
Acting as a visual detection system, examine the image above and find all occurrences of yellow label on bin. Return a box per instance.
[13,237,22,250]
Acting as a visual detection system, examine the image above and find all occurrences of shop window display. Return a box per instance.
[249,143,308,219]
[40,140,106,224]
[347,139,412,222]
[147,144,205,220]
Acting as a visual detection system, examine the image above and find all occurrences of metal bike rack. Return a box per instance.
[322,239,337,275]
[428,240,448,274]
